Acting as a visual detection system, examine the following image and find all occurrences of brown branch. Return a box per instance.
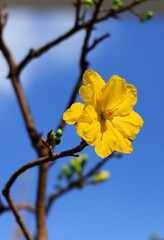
[0,202,35,214]
[3,141,87,197]
[57,0,104,132]
[46,154,112,214]
[87,33,110,52]
[16,0,148,75]
[2,193,33,240]
[2,141,87,238]
[129,7,142,17]
[0,0,150,238]
[74,0,82,26]
[0,12,49,240]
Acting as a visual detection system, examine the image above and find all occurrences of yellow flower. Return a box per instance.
[63,70,143,158]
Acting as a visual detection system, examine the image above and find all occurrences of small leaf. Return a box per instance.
[62,165,72,179]
[112,0,123,10]
[140,11,154,22]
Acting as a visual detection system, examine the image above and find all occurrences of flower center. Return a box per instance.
[101,110,113,120]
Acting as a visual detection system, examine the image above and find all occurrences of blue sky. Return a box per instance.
[0,7,164,240]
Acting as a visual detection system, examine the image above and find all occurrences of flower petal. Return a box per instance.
[95,120,117,158]
[79,70,105,106]
[79,85,95,105]
[63,102,84,124]
[76,104,99,144]
[83,69,105,90]
[113,84,137,116]
[78,104,98,123]
[111,126,133,153]
[76,120,101,145]
[98,75,127,112]
[112,111,144,140]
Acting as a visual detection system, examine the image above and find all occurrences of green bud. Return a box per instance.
[52,137,61,145]
[69,159,77,168]
[52,139,56,146]
[76,154,88,166]
[112,0,123,10]
[56,128,63,137]
[62,165,71,178]
[92,171,110,183]
[84,0,93,5]
[75,164,82,175]
[140,11,154,22]
[147,11,154,19]
[51,132,56,138]
[69,158,82,175]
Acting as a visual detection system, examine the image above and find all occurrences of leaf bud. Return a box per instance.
[84,0,93,5]
[62,165,71,178]
[92,171,110,183]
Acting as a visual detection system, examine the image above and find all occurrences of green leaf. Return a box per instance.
[140,11,154,22]
[62,165,72,179]
[112,0,123,10]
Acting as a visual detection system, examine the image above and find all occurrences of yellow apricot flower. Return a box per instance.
[63,70,143,158]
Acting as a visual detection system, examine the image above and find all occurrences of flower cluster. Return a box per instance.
[63,70,143,158]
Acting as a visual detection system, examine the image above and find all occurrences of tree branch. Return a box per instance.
[2,193,33,240]
[57,0,105,132]
[46,154,112,214]
[3,141,88,196]
[87,33,110,52]
[0,202,35,214]
[2,140,87,239]
[16,0,148,75]
[0,10,49,240]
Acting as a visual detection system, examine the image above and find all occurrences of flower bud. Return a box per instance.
[56,128,63,137]
[52,137,61,145]
[51,132,56,138]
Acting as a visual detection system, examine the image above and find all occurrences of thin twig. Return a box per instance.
[3,141,87,195]
[2,193,33,240]
[0,8,50,239]
[15,0,148,75]
[74,0,81,26]
[2,141,87,239]
[87,33,110,52]
[129,7,141,17]
[57,0,104,132]
[0,203,35,214]
[46,155,112,213]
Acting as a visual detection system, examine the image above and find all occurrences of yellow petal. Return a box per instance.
[111,125,133,153]
[80,70,105,106]
[112,111,144,139]
[76,104,99,144]
[78,104,98,123]
[76,120,101,145]
[63,102,84,124]
[95,120,117,158]
[79,85,95,105]
[113,84,137,116]
[83,69,105,90]
[98,75,127,112]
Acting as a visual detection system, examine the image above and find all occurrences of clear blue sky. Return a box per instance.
[0,7,164,240]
